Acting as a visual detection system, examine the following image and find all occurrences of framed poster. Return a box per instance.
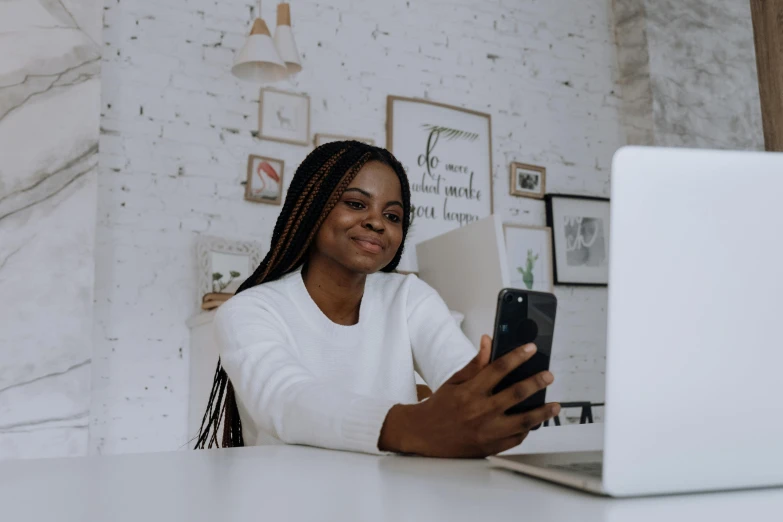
[314,133,375,147]
[503,224,554,292]
[545,194,611,286]
[245,154,284,205]
[387,95,493,272]
[258,89,310,145]
[510,162,546,199]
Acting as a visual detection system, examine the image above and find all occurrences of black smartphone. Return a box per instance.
[490,288,557,423]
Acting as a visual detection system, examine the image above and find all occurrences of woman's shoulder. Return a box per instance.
[367,270,413,290]
[367,270,439,302]
[368,271,463,325]
[217,272,297,317]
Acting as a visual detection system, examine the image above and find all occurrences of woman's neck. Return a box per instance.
[302,254,367,326]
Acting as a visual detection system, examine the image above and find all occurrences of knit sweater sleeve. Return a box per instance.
[213,297,398,455]
[406,275,477,391]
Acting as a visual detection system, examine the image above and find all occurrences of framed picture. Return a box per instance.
[503,224,554,292]
[510,162,546,199]
[545,195,611,286]
[245,154,284,205]
[387,95,493,272]
[258,89,310,145]
[196,236,264,305]
[314,133,375,147]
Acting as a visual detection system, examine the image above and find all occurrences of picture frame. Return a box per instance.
[245,154,284,205]
[258,89,310,146]
[387,95,493,273]
[503,224,554,292]
[196,236,264,305]
[314,133,375,147]
[509,162,546,199]
[545,194,611,286]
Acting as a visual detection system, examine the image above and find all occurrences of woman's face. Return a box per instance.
[312,161,404,275]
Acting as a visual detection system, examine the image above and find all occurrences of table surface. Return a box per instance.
[2,424,782,522]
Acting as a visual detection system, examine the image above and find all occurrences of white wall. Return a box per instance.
[647,0,763,150]
[0,0,102,460]
[93,0,625,454]
[614,0,763,149]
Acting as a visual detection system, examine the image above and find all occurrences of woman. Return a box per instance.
[195,141,559,457]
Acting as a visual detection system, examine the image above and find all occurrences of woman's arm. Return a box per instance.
[214,299,397,455]
[405,275,476,391]
[377,276,560,457]
[379,335,560,457]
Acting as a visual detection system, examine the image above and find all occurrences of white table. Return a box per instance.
[2,425,781,522]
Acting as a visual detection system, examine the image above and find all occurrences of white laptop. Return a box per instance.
[488,146,783,497]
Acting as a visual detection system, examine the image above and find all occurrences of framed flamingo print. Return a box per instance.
[245,154,284,205]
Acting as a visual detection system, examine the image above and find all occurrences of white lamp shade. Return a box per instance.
[274,24,302,75]
[232,19,288,83]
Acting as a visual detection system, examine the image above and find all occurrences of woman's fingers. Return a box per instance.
[469,343,538,392]
[474,404,560,456]
[487,371,555,414]
[493,403,562,438]
[486,433,529,456]
[445,334,493,385]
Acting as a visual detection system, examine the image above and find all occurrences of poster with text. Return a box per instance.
[387,96,493,272]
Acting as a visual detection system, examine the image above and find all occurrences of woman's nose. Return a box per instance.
[363,218,384,233]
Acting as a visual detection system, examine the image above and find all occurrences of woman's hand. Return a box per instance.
[379,335,559,458]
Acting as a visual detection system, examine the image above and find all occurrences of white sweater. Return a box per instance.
[214,267,476,455]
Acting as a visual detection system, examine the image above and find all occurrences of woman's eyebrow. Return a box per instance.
[344,188,372,198]
[344,188,402,209]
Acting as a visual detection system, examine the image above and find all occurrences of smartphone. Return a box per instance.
[490,288,557,423]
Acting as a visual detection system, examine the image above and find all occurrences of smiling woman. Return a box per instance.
[195,141,559,457]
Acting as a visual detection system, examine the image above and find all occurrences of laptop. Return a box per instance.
[488,146,783,497]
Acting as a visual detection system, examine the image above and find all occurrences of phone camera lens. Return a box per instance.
[503,293,514,303]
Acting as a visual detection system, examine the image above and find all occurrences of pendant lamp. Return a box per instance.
[273,3,302,77]
[231,1,288,83]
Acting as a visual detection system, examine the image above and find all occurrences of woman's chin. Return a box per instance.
[344,255,389,275]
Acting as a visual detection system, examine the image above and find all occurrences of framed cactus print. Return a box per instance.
[503,224,554,292]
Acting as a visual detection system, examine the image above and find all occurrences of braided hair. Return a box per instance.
[194,140,411,449]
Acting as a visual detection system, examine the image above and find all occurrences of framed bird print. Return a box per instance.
[245,154,284,205]
[258,89,310,146]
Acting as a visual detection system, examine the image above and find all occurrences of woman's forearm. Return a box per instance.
[378,403,423,454]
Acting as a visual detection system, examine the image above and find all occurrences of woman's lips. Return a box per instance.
[352,238,383,254]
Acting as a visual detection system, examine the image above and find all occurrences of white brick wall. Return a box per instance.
[93,0,624,454]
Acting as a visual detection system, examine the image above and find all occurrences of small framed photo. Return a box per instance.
[503,224,554,292]
[196,236,264,304]
[314,133,375,147]
[258,89,310,146]
[510,162,546,199]
[245,154,284,205]
[546,194,611,286]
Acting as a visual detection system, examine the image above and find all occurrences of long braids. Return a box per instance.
[194,141,411,449]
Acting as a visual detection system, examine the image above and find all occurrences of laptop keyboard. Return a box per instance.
[545,462,603,478]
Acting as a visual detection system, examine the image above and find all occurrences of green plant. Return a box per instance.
[212,270,241,293]
[516,249,539,290]
[420,124,479,142]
